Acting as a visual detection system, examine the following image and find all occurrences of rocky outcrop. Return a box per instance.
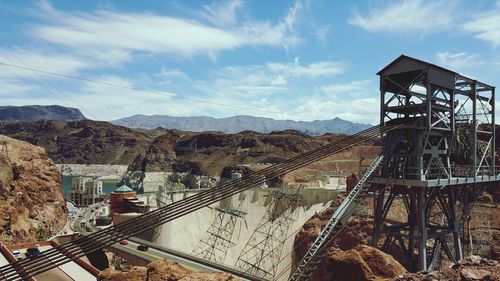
[98,259,240,281]
[0,135,67,243]
[293,197,408,281]
[312,245,407,281]
[396,256,500,281]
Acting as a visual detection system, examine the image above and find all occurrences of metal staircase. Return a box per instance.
[288,155,385,281]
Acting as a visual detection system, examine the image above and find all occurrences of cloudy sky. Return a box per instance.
[0,0,499,124]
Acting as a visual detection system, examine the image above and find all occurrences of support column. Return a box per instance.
[416,131,425,181]
[472,81,477,173]
[448,188,463,260]
[380,76,386,126]
[417,187,428,271]
[372,188,386,246]
[492,87,496,174]
[408,189,417,268]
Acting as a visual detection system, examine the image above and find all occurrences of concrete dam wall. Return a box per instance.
[146,187,339,279]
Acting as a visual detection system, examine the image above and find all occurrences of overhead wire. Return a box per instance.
[0,61,282,115]
[0,60,381,280]
[0,48,99,120]
[0,124,398,280]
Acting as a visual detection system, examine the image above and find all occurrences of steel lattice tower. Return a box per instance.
[371,55,497,272]
[235,191,302,280]
[192,194,247,264]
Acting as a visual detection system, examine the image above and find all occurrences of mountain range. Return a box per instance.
[0,105,371,135]
[112,114,371,135]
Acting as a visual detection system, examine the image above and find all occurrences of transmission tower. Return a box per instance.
[235,190,303,280]
[192,194,247,264]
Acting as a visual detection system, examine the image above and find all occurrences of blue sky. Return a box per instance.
[0,0,499,124]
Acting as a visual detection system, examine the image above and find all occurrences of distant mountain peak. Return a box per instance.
[112,114,371,135]
[0,105,87,122]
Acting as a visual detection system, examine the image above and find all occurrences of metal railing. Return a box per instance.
[381,165,500,182]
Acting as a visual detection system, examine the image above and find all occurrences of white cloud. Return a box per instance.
[284,1,303,32]
[321,79,374,97]
[271,75,287,86]
[76,75,178,118]
[202,58,345,100]
[462,2,500,47]
[0,48,93,79]
[314,24,330,43]
[436,52,481,71]
[0,78,35,96]
[267,57,345,78]
[157,67,189,83]
[291,97,379,124]
[206,65,288,98]
[348,0,454,35]
[30,1,301,59]
[200,0,244,26]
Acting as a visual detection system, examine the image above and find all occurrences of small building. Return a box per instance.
[110,184,137,214]
[69,177,105,207]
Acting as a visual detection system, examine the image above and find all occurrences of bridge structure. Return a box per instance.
[371,55,497,272]
[0,55,496,281]
[289,55,498,280]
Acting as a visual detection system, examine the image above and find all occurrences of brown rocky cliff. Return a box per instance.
[0,135,67,243]
[0,121,378,179]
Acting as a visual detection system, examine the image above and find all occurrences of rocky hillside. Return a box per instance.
[0,135,67,243]
[0,120,364,178]
[142,130,332,176]
[112,114,371,135]
[0,120,152,164]
[0,105,86,122]
[99,259,239,281]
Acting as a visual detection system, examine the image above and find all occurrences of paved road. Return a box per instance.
[72,202,106,234]
[112,238,258,281]
[70,204,259,281]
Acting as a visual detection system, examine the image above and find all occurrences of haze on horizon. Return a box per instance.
[0,0,499,124]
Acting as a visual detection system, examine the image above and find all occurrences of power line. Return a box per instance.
[0,61,281,115]
[0,48,99,120]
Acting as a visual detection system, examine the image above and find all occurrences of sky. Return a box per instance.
[0,0,499,124]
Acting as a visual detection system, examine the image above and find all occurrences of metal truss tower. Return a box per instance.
[192,194,247,264]
[235,191,302,280]
[371,55,497,272]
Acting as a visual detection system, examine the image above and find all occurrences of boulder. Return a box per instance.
[460,267,491,281]
[355,245,407,278]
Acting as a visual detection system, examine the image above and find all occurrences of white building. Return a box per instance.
[70,177,104,206]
